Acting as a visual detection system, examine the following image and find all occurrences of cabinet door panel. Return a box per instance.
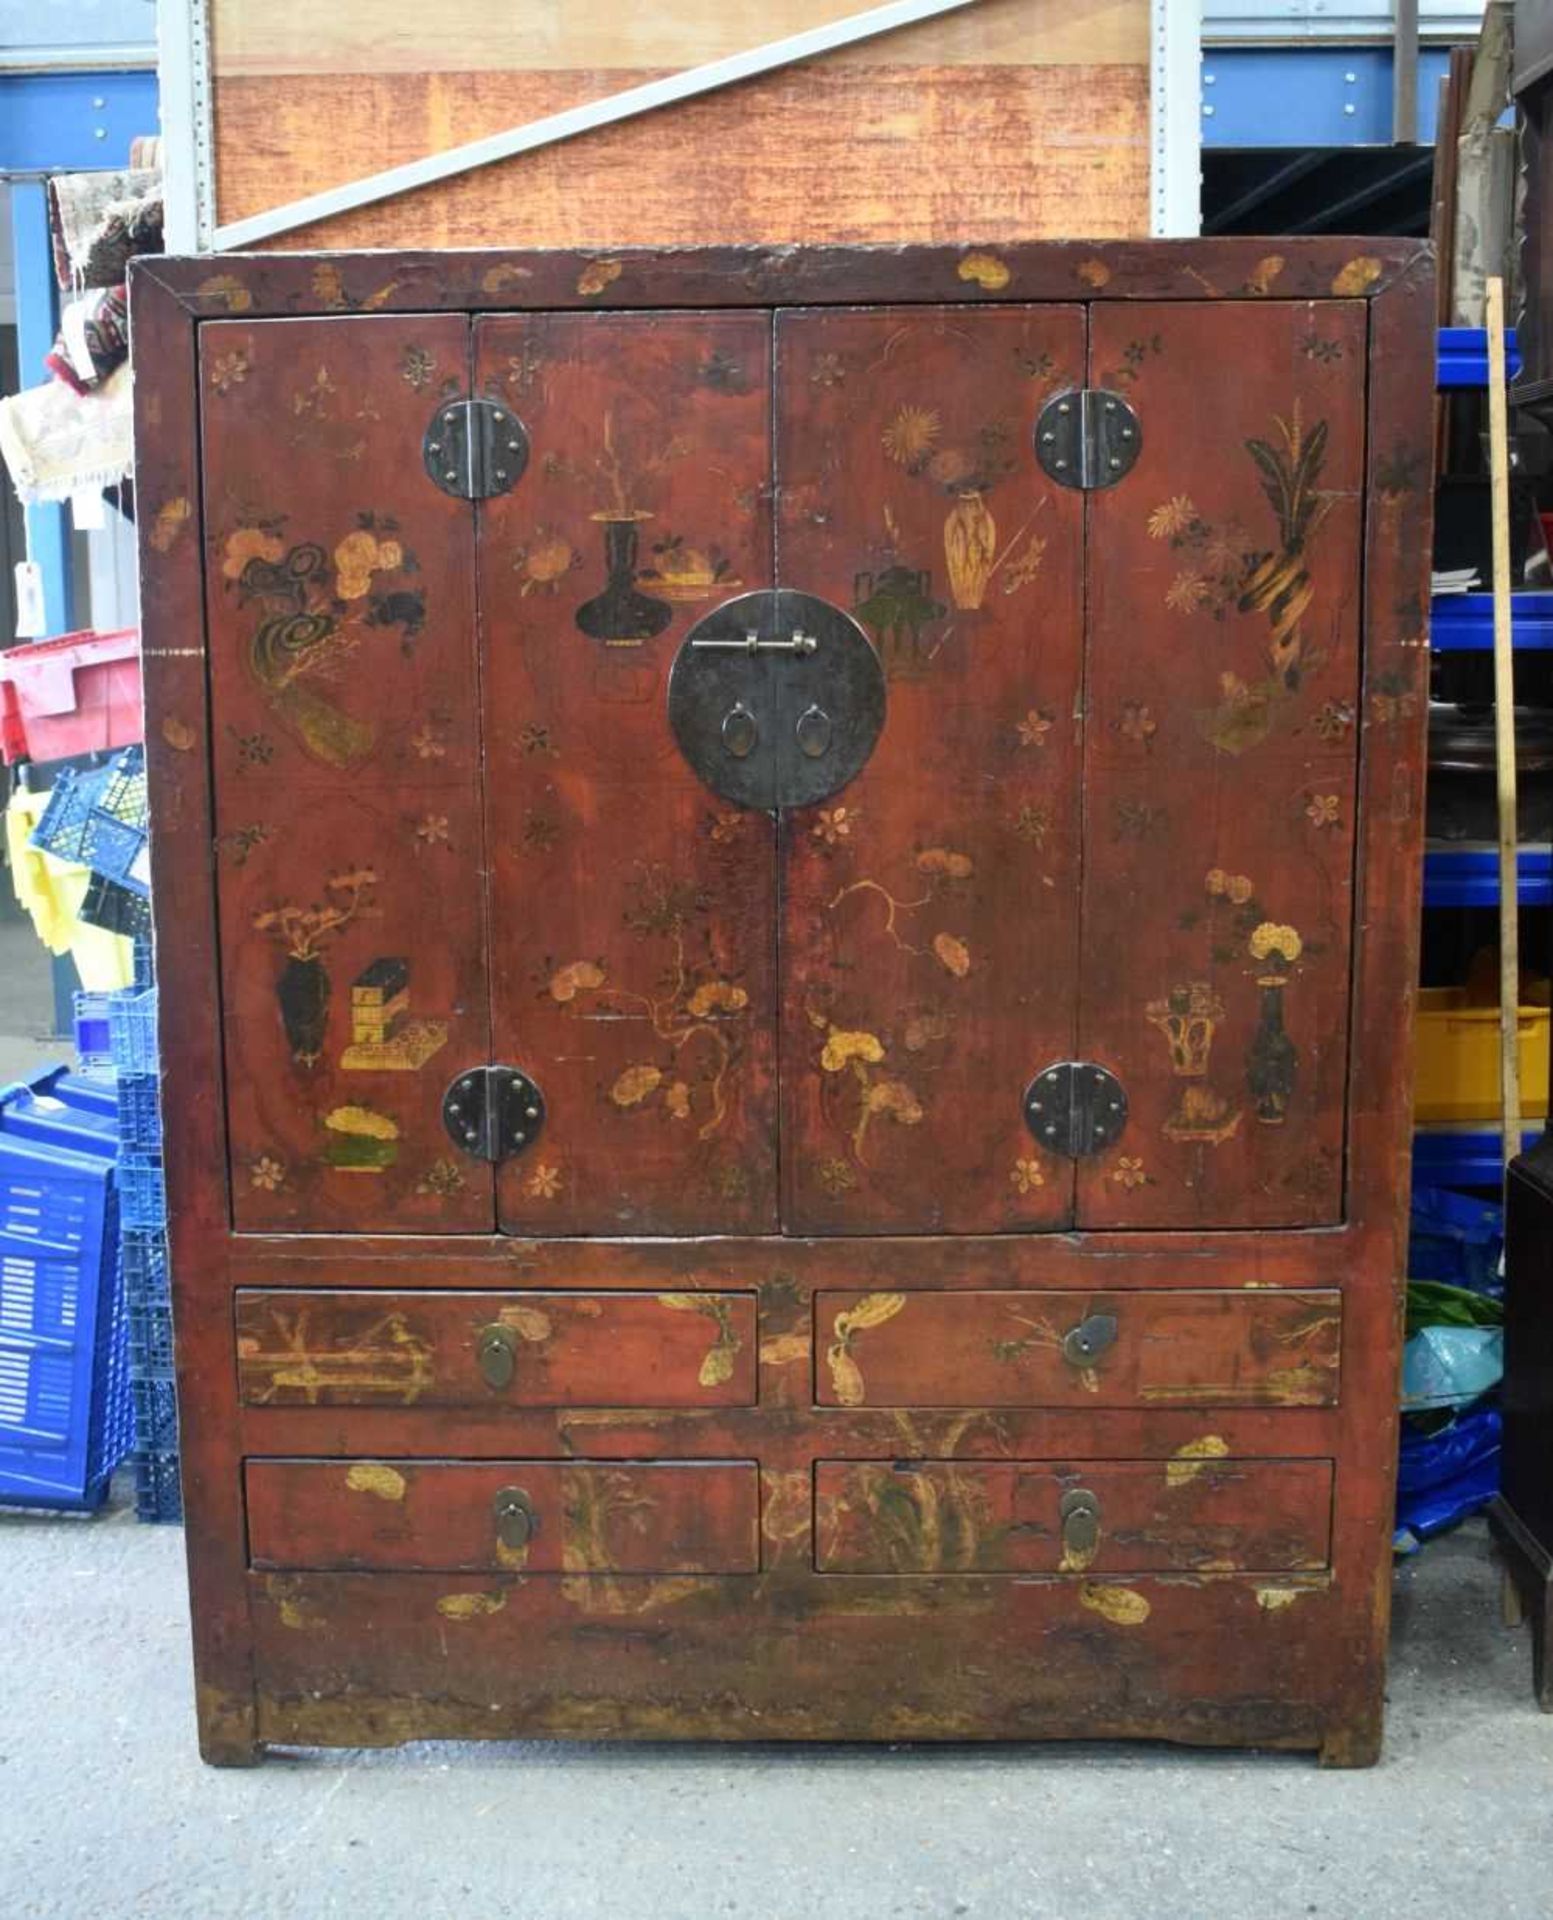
[201,314,493,1231]
[475,312,778,1235]
[776,307,1087,1233]
[1076,302,1367,1228]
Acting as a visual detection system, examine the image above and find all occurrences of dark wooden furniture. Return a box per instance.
[131,239,1433,1766]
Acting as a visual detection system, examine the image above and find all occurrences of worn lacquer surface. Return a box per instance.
[474,310,778,1235]
[200,313,492,1231]
[776,305,1086,1232]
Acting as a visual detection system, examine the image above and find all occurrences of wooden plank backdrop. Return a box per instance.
[209,0,1152,249]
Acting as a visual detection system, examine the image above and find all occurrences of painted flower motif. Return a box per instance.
[526,1164,563,1200]
[1225,874,1254,905]
[864,1078,924,1126]
[820,1028,885,1072]
[1017,709,1054,749]
[1249,922,1304,965]
[518,723,556,756]
[250,1155,287,1191]
[523,812,559,852]
[1110,1156,1149,1191]
[1165,571,1209,613]
[881,405,941,470]
[810,352,846,389]
[1205,868,1228,896]
[932,932,972,978]
[686,980,749,1018]
[1120,701,1157,746]
[231,729,275,767]
[1147,495,1197,540]
[549,959,606,1002]
[1315,700,1355,741]
[415,813,450,845]
[409,724,446,760]
[813,807,856,847]
[611,1064,662,1108]
[1010,1158,1045,1194]
[816,1156,859,1195]
[210,349,252,394]
[1013,804,1051,846]
[1306,793,1341,829]
[665,1081,692,1121]
[417,1158,466,1196]
[709,811,743,844]
[401,346,435,390]
[1371,689,1417,727]
[221,527,284,581]
[916,847,974,880]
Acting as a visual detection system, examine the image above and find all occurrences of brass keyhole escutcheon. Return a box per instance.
[1060,1488,1101,1560]
[477,1323,518,1390]
[493,1485,538,1551]
[1061,1311,1118,1369]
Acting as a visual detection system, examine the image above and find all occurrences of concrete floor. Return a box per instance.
[0,1504,1548,1919]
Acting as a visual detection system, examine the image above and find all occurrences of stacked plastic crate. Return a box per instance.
[109,975,178,1521]
[0,1068,131,1510]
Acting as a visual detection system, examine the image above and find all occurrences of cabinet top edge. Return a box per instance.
[133,239,1434,322]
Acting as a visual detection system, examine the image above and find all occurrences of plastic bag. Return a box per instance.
[1401,1324,1504,1410]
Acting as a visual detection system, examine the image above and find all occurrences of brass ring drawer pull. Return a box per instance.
[493,1485,538,1551]
[477,1323,518,1389]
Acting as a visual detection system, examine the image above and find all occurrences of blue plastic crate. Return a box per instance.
[117,1153,165,1233]
[0,1065,119,1158]
[133,1447,182,1524]
[130,1374,178,1452]
[0,1132,129,1511]
[107,988,158,1077]
[122,1228,172,1378]
[73,991,115,1069]
[30,766,105,865]
[80,875,151,940]
[115,1072,161,1155]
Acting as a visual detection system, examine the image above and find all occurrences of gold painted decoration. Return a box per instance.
[826,1293,907,1406]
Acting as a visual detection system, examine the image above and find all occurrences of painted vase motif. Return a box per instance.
[1247,981,1297,1124]
[277,952,330,1067]
[575,513,673,646]
[943,490,997,611]
[852,565,947,676]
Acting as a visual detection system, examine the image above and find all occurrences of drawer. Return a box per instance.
[815,1289,1340,1409]
[236,1290,756,1409]
[246,1459,760,1573]
[815,1458,1335,1575]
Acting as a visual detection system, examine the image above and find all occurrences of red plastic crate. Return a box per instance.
[0,627,141,766]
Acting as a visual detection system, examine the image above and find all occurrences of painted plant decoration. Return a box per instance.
[252,867,377,1067]
[1148,404,1334,755]
[1246,922,1304,1124]
[1146,981,1242,1147]
[224,518,425,769]
[544,866,750,1144]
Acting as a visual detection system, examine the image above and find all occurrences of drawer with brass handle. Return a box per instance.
[246,1459,761,1574]
[235,1290,757,1409]
[815,1458,1335,1576]
[815,1289,1341,1410]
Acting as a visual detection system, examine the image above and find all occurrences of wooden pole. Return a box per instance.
[1486,275,1522,1171]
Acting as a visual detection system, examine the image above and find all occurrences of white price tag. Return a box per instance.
[13,561,45,638]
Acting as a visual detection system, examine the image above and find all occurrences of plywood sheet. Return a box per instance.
[209,0,1150,250]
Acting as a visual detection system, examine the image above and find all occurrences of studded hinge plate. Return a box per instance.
[423,397,529,500]
[1023,1061,1129,1159]
[442,1066,545,1163]
[1033,388,1142,490]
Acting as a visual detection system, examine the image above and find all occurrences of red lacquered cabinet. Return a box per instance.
[132,239,1432,1764]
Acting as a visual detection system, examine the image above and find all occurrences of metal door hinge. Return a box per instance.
[442,1065,546,1162]
[1034,388,1141,490]
[423,397,529,499]
[1023,1062,1129,1159]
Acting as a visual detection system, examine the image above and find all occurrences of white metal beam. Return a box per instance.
[1152,0,1203,236]
[209,0,978,252]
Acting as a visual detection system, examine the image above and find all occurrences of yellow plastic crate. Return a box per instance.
[1414,987,1550,1123]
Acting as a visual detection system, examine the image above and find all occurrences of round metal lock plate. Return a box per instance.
[1023,1061,1129,1158]
[1033,388,1141,491]
[422,398,530,500]
[441,1065,546,1162]
[667,589,886,810]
